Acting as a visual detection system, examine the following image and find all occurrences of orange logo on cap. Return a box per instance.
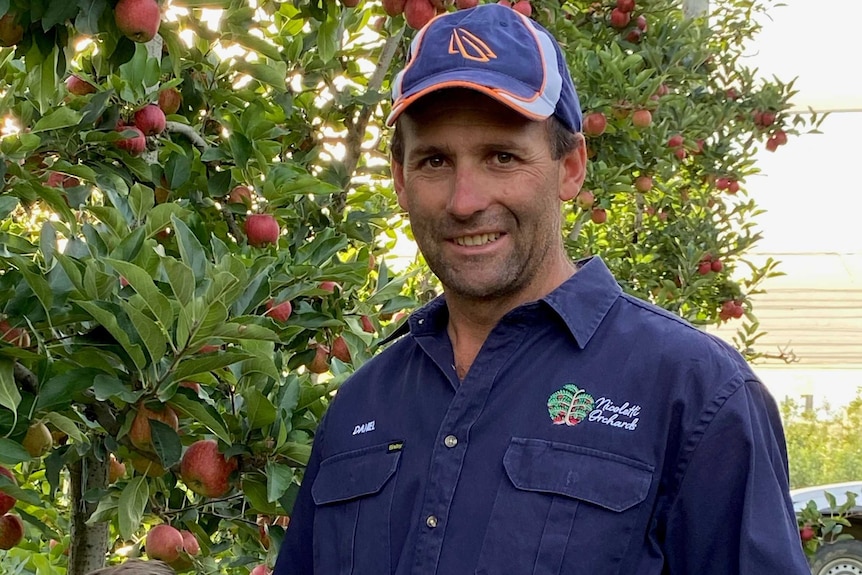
[448,28,497,63]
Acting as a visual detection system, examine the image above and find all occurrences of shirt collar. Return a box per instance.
[379,257,622,349]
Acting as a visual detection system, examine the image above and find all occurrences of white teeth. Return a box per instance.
[455,233,500,247]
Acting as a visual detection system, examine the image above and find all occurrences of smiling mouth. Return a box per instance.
[454,233,501,247]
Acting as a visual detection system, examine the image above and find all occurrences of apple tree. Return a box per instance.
[0,0,820,573]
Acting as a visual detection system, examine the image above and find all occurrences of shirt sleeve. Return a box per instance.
[273,419,326,575]
[662,378,810,574]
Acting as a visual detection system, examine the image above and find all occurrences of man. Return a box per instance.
[274,4,810,574]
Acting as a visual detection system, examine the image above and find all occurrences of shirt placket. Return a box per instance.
[410,320,528,575]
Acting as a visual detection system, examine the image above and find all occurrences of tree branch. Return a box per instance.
[335,30,405,214]
[166,121,208,150]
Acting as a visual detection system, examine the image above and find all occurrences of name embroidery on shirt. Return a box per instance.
[352,420,376,435]
[588,397,640,431]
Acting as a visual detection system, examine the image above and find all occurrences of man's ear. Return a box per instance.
[559,133,588,202]
[392,157,408,211]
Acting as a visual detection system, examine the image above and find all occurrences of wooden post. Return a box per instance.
[683,0,709,18]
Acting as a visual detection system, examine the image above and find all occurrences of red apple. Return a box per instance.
[180,439,238,498]
[582,112,607,137]
[146,524,184,563]
[0,12,24,47]
[710,259,723,273]
[129,453,168,478]
[383,0,408,15]
[116,126,147,156]
[307,344,330,374]
[715,177,730,190]
[266,299,292,323]
[179,381,201,394]
[634,176,652,192]
[455,0,478,8]
[636,14,647,30]
[250,566,271,575]
[115,0,161,43]
[319,281,339,294]
[0,513,24,550]
[331,336,350,363]
[616,0,635,11]
[361,315,375,334]
[245,214,279,247]
[590,208,607,224]
[22,422,53,458]
[134,104,166,136]
[799,524,815,542]
[404,0,436,29]
[108,454,126,483]
[0,467,17,515]
[727,180,740,194]
[609,8,630,28]
[0,319,30,348]
[631,109,652,128]
[625,27,642,43]
[46,171,80,188]
[180,530,200,557]
[512,0,532,16]
[667,134,684,148]
[228,184,253,205]
[697,261,712,275]
[725,88,739,100]
[158,88,182,115]
[575,190,595,210]
[674,148,687,161]
[129,403,180,453]
[66,75,96,96]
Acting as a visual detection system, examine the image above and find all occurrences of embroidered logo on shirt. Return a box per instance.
[352,420,375,435]
[548,384,595,426]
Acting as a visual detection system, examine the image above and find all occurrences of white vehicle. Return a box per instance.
[791,482,862,575]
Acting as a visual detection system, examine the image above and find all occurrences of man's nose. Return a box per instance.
[446,165,489,218]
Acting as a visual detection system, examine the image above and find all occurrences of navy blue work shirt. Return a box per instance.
[274,257,809,575]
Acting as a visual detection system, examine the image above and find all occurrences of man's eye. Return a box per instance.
[425,156,445,168]
[495,153,514,164]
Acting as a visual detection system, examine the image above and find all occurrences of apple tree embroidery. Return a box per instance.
[548,385,595,426]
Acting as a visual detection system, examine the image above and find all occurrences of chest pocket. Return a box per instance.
[475,438,654,575]
[312,443,402,575]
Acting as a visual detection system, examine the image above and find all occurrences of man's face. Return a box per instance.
[392,91,586,304]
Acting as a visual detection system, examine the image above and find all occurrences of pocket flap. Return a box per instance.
[503,438,653,512]
[312,443,401,505]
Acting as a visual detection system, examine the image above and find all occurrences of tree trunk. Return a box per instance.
[683,0,709,18]
[68,452,110,575]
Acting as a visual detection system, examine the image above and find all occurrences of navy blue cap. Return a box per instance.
[387,4,582,133]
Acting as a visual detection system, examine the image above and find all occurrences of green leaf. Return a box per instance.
[75,301,147,370]
[233,61,288,92]
[0,195,18,220]
[75,0,108,35]
[0,439,30,465]
[120,301,168,363]
[164,152,192,189]
[265,460,295,503]
[118,476,149,541]
[93,374,142,403]
[43,412,88,445]
[228,133,252,167]
[171,215,208,281]
[31,107,82,133]
[172,351,252,382]
[42,0,81,30]
[105,259,174,329]
[168,394,231,444]
[0,358,21,415]
[129,183,155,223]
[162,257,195,306]
[0,475,43,506]
[36,369,104,412]
[243,388,277,430]
[149,419,182,468]
[317,14,339,64]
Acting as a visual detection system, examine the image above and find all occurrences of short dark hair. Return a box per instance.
[389,113,580,165]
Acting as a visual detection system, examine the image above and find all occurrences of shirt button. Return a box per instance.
[426,515,438,528]
[444,435,458,448]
